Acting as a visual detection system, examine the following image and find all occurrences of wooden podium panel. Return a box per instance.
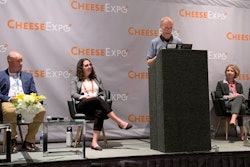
[148,49,211,153]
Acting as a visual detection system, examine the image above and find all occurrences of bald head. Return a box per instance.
[7,51,22,61]
[7,51,23,73]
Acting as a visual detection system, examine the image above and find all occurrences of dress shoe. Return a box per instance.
[91,146,102,151]
[22,141,36,152]
[11,139,18,153]
[119,123,133,130]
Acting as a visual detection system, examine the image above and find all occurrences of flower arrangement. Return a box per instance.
[13,93,46,114]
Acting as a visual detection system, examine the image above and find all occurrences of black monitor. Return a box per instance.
[166,43,192,50]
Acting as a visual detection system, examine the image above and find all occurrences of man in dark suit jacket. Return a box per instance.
[0,51,45,153]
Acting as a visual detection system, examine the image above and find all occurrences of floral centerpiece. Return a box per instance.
[12,93,46,122]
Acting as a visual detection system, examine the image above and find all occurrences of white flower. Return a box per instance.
[13,93,46,114]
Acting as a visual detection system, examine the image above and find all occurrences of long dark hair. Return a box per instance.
[76,58,97,81]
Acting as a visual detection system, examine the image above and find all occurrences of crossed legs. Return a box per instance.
[91,111,132,150]
[226,95,245,140]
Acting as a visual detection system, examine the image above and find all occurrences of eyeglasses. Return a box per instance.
[83,63,92,67]
[161,26,173,30]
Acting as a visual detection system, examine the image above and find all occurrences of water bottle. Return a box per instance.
[66,126,72,147]
[39,131,43,148]
[6,126,11,161]
[210,125,215,139]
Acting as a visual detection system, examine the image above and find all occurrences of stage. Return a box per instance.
[1,137,250,167]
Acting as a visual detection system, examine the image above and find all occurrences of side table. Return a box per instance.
[42,119,86,158]
[0,123,11,162]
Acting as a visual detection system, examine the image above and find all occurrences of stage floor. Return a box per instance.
[1,137,250,166]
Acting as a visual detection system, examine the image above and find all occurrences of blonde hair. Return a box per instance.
[225,64,240,78]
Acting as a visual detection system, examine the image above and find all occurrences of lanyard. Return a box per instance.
[13,74,20,90]
[15,78,19,88]
[82,80,94,95]
[13,74,22,96]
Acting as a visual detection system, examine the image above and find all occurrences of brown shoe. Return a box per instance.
[11,139,18,153]
[22,141,36,152]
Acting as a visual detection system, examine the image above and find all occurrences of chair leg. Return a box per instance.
[215,117,238,140]
[101,128,108,147]
[74,126,82,148]
[215,119,222,137]
[2,129,6,153]
[74,123,108,148]
[226,118,229,140]
[18,124,24,144]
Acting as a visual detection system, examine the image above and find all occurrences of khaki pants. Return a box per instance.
[2,102,45,143]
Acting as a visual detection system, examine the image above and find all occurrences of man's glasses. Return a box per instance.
[161,26,173,30]
[83,63,92,67]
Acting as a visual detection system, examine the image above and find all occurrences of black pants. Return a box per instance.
[76,97,112,131]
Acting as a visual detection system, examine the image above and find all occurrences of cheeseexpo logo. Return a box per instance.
[70,0,128,14]
[24,69,72,78]
[179,8,227,20]
[226,32,250,41]
[7,19,72,32]
[71,46,128,57]
[0,43,8,53]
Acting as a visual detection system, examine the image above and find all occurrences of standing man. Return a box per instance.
[146,16,182,66]
[0,51,45,153]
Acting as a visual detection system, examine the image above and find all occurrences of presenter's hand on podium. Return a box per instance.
[147,56,157,66]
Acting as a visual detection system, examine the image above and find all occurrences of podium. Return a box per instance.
[148,49,211,153]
